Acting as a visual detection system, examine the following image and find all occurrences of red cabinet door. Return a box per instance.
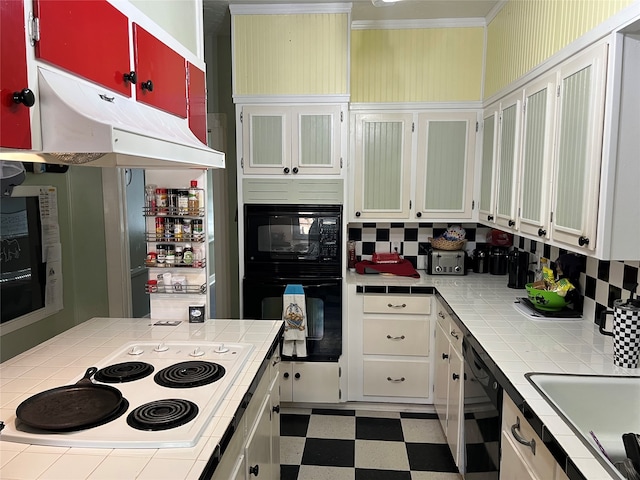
[0,0,32,149]
[34,0,131,96]
[188,62,207,144]
[133,24,187,118]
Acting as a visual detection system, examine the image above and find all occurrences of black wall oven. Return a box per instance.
[243,204,343,362]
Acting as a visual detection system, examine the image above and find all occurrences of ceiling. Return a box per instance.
[203,0,502,35]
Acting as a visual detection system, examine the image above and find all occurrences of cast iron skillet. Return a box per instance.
[16,367,124,432]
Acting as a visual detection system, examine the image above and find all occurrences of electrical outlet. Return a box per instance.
[391,241,401,253]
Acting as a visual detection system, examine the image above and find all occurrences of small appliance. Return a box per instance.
[427,250,466,275]
[471,248,489,273]
[507,250,529,289]
[488,246,508,275]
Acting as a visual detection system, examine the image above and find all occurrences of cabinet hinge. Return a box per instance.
[340,111,343,122]
[29,12,40,46]
[475,121,479,132]
[339,366,342,377]
[409,200,412,210]
[550,211,554,223]
[557,85,561,97]
[339,389,342,400]
[340,157,343,169]
[240,111,243,123]
[412,122,415,133]
[241,158,244,169]
[472,200,475,210]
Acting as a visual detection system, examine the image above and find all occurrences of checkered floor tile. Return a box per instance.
[280,408,463,480]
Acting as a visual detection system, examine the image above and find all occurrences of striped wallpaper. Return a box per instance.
[232,13,349,95]
[350,27,484,103]
[485,0,633,98]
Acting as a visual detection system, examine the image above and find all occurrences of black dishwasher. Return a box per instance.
[463,338,502,479]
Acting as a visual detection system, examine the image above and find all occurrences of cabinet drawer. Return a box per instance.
[363,295,431,315]
[363,359,429,397]
[501,394,556,479]
[363,318,429,355]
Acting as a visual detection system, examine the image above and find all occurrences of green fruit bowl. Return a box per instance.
[525,283,568,311]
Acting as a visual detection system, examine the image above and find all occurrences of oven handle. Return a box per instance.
[265,278,342,289]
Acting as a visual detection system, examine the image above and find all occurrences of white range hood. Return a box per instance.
[1,67,224,169]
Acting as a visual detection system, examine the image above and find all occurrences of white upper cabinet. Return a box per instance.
[415,112,477,219]
[495,92,522,230]
[241,104,343,175]
[478,107,498,224]
[550,43,607,251]
[352,113,413,219]
[517,74,556,240]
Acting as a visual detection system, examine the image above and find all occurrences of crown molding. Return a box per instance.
[351,17,486,30]
[230,3,352,15]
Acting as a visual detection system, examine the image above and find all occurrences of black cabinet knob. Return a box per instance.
[283,167,290,174]
[249,464,259,476]
[578,236,590,246]
[273,405,280,413]
[442,353,449,360]
[508,219,515,227]
[123,71,137,84]
[416,212,422,218]
[452,373,460,380]
[292,167,299,174]
[12,88,35,107]
[355,211,361,217]
[283,372,289,379]
[487,215,494,221]
[141,80,154,92]
[294,372,301,379]
[538,228,546,237]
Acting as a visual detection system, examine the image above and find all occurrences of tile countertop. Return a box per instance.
[347,270,639,480]
[0,318,283,480]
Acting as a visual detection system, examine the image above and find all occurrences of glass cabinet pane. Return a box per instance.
[251,115,284,167]
[497,104,518,217]
[555,66,591,230]
[299,114,332,167]
[363,121,404,210]
[480,113,496,214]
[423,120,467,210]
[520,88,547,223]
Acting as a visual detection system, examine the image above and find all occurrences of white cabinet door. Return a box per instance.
[550,43,607,251]
[518,74,556,240]
[479,107,499,224]
[415,111,477,219]
[242,105,291,174]
[495,92,522,230]
[292,105,342,174]
[353,113,413,219]
[245,395,272,480]
[433,321,449,435]
[230,454,246,480]
[446,346,464,468]
[280,362,340,403]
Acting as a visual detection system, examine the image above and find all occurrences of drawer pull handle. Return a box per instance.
[387,376,406,383]
[438,312,445,319]
[450,330,459,340]
[386,335,406,340]
[511,416,536,455]
[387,303,407,308]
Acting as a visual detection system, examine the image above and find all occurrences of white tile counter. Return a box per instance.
[0,318,283,480]
[347,271,639,480]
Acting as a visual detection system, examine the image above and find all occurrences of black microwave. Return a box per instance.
[244,204,342,278]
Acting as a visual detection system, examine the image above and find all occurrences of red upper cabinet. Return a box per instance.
[1,0,33,149]
[33,0,131,96]
[187,62,207,144]
[133,24,187,118]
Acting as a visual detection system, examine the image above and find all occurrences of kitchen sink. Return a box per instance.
[526,373,640,477]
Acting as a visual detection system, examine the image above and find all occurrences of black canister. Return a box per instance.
[507,250,530,288]
[472,248,489,273]
[489,246,508,275]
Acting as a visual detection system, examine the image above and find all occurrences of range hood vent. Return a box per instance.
[3,67,225,169]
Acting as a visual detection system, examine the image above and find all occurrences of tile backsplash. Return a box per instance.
[347,222,640,325]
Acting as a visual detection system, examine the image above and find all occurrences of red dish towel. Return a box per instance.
[355,259,420,278]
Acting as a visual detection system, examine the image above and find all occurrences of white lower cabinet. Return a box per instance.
[347,289,433,403]
[500,393,567,480]
[212,351,280,480]
[433,301,464,469]
[280,361,340,403]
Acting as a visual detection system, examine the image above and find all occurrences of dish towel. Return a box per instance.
[282,284,307,358]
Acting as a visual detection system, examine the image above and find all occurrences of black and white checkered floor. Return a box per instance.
[280,408,463,480]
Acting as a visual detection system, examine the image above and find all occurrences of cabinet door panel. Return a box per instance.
[433,322,449,434]
[479,109,498,222]
[187,62,207,144]
[446,347,463,467]
[416,112,476,219]
[34,0,130,96]
[353,113,412,219]
[1,0,32,148]
[242,105,289,174]
[496,95,522,228]
[133,23,187,118]
[519,76,556,239]
[245,395,272,480]
[294,105,341,174]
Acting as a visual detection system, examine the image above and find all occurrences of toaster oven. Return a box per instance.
[427,250,466,275]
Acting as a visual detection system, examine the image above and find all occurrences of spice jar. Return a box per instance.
[155,217,164,238]
[178,190,189,215]
[145,279,158,293]
[155,188,168,215]
[145,184,157,215]
[188,180,200,215]
[156,244,167,264]
[164,217,174,239]
[192,219,203,240]
[165,244,175,265]
[182,218,192,238]
[167,189,178,215]
[183,244,193,265]
[173,218,182,240]
[175,245,184,264]
[146,251,157,266]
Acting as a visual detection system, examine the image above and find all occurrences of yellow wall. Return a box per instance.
[485,0,634,98]
[351,27,484,103]
[233,14,349,95]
